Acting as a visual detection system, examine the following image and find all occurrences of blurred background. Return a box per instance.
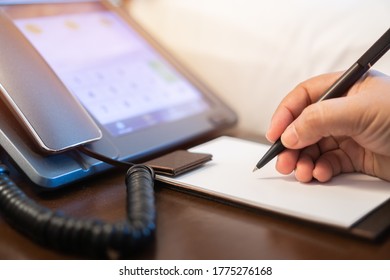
[124,0,390,136]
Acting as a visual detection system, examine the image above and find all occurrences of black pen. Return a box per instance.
[253,27,390,172]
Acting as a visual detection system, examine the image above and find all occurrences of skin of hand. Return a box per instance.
[266,70,390,183]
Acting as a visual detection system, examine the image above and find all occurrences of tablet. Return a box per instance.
[0,0,236,188]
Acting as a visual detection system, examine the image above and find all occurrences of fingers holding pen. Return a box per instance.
[267,72,347,182]
[265,70,390,183]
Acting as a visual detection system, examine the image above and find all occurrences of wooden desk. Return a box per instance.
[0,131,389,260]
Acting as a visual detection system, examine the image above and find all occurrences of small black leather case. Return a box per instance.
[143,150,212,177]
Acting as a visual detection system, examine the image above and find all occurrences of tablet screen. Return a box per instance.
[5,3,209,137]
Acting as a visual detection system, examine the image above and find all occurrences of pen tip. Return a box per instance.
[252,167,259,172]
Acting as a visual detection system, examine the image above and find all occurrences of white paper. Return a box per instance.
[159,136,390,228]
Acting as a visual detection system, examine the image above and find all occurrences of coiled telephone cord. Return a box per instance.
[0,160,156,259]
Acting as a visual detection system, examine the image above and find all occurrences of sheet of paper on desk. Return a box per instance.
[159,136,390,228]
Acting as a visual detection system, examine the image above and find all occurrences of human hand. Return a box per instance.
[266,70,390,182]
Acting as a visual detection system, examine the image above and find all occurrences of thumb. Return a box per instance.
[280,97,363,149]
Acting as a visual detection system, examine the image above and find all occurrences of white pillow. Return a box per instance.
[128,0,390,136]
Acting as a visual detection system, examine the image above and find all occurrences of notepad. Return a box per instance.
[158,136,390,237]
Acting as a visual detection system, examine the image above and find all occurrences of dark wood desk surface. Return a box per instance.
[0,130,389,260]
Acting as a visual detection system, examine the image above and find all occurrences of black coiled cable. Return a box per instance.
[0,162,156,259]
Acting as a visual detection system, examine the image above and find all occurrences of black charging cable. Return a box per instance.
[0,149,156,259]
